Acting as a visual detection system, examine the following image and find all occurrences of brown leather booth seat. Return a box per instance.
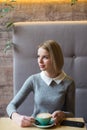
[12,21,87,125]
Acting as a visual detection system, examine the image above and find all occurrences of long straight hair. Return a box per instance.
[38,40,64,73]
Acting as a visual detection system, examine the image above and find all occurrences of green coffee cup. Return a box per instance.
[36,113,52,126]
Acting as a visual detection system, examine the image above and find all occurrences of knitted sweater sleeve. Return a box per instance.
[6,75,34,118]
[63,80,75,117]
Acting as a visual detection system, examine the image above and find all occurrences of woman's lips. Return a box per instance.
[39,65,45,68]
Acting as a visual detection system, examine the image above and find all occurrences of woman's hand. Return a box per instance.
[52,110,65,125]
[12,112,35,127]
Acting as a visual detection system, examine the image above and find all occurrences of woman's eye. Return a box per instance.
[43,56,49,59]
[37,55,49,59]
[37,55,40,58]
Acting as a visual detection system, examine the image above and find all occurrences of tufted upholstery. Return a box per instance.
[12,21,87,125]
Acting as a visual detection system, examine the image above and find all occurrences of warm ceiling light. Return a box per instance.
[0,0,87,4]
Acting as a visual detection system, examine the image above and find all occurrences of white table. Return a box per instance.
[0,117,86,130]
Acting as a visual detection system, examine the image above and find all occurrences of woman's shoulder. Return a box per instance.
[62,74,75,90]
[23,73,41,87]
[31,73,41,78]
[27,73,41,82]
[64,74,75,85]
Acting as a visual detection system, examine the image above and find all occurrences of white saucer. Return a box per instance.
[33,122,54,128]
[33,120,55,128]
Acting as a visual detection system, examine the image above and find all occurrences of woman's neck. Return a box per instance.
[44,70,62,78]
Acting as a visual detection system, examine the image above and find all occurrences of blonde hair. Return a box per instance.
[38,40,64,73]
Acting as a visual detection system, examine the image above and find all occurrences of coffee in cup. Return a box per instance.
[36,112,52,125]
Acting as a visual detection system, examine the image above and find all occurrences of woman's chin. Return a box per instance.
[40,68,45,71]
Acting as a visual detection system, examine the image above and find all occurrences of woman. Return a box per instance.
[6,40,75,127]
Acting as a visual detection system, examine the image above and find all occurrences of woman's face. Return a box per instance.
[37,47,53,73]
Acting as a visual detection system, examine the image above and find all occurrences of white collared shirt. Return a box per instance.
[40,71,67,86]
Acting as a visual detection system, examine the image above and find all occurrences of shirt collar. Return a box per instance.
[40,71,66,86]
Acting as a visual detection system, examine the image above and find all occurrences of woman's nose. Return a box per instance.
[39,58,43,63]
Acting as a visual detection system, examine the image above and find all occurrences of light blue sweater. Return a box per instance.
[6,73,75,118]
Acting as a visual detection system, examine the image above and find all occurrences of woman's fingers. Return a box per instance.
[52,111,65,126]
[19,116,35,127]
